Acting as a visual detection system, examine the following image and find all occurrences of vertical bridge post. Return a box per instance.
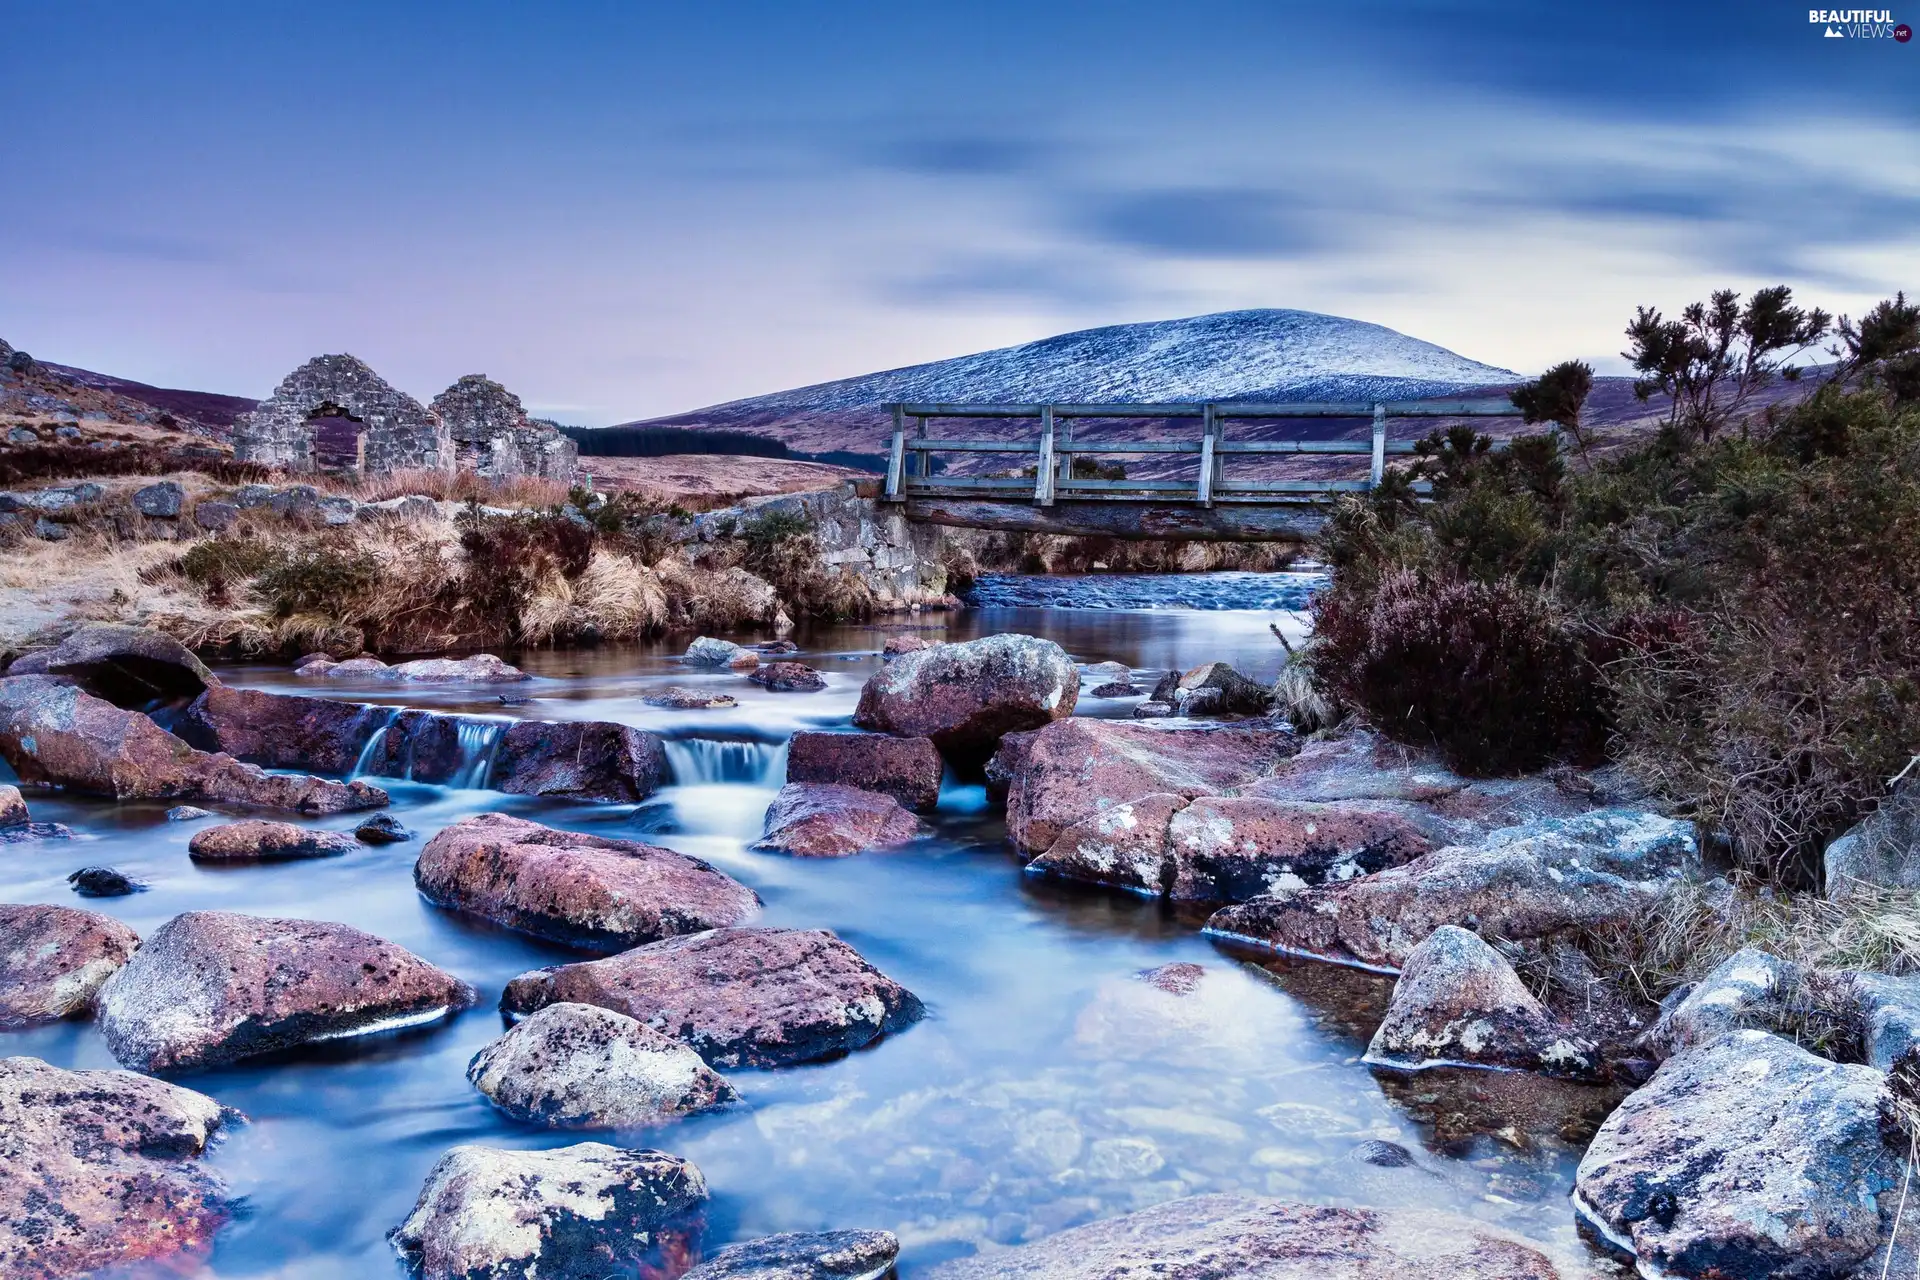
[1034,405,1056,506]
[1369,403,1387,488]
[1197,403,1216,507]
[884,405,906,501]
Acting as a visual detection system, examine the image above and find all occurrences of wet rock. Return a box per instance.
[921,1195,1564,1279]
[68,866,141,897]
[387,654,529,683]
[1089,681,1139,698]
[754,640,800,655]
[683,1230,900,1280]
[187,819,359,862]
[491,718,671,803]
[1083,661,1131,686]
[1642,947,1806,1061]
[41,622,217,704]
[0,903,141,1026]
[2,782,34,825]
[132,480,184,518]
[1575,1030,1900,1280]
[0,1056,236,1280]
[467,1001,737,1128]
[853,633,1079,763]
[1350,1139,1416,1168]
[1161,796,1433,902]
[193,499,239,530]
[786,731,942,812]
[391,1142,708,1280]
[1207,809,1700,971]
[1364,926,1599,1079]
[749,661,827,692]
[417,813,759,952]
[998,718,1291,855]
[1172,661,1272,715]
[295,655,392,679]
[1137,961,1207,995]
[881,633,930,658]
[167,804,217,821]
[98,910,475,1071]
[685,636,752,667]
[729,650,762,672]
[180,684,410,776]
[754,783,922,857]
[1130,699,1173,718]
[645,687,739,710]
[0,818,72,844]
[356,813,411,844]
[1028,793,1190,896]
[501,927,922,1068]
[0,677,387,814]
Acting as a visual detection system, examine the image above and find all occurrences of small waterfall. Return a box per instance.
[453,719,508,790]
[661,737,788,787]
[348,707,402,780]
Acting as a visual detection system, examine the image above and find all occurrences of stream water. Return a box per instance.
[0,574,1623,1278]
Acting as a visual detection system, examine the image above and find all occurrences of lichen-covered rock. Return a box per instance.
[417,813,760,951]
[787,731,942,811]
[390,1142,706,1280]
[749,661,826,692]
[754,783,923,857]
[683,1230,901,1280]
[1207,809,1700,972]
[489,719,670,803]
[0,782,71,843]
[98,910,475,1071]
[1826,777,1920,898]
[1171,661,1272,715]
[853,633,1079,763]
[468,1002,737,1128]
[388,654,529,683]
[1574,1030,1901,1280]
[1028,793,1191,896]
[685,636,752,667]
[187,819,359,862]
[236,354,452,474]
[0,1056,237,1280]
[0,676,387,814]
[645,687,739,710]
[0,783,26,826]
[921,1195,1564,1279]
[1364,926,1598,1078]
[501,927,922,1068]
[41,622,217,705]
[0,903,141,1027]
[433,374,580,483]
[882,633,931,657]
[998,718,1291,855]
[1841,971,1920,1070]
[132,480,184,518]
[1642,947,1806,1061]
[1160,796,1432,902]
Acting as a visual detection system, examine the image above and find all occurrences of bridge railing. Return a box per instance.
[881,400,1524,508]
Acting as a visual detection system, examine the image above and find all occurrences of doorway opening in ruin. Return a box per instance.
[308,403,365,471]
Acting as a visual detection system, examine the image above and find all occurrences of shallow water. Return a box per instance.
[0,574,1623,1277]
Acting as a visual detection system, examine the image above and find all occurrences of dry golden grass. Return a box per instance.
[316,467,571,509]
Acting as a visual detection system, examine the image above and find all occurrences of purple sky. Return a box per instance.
[5,1,1916,423]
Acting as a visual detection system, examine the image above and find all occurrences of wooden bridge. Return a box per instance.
[880,399,1523,540]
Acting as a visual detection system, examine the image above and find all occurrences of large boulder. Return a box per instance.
[787,731,942,811]
[0,1056,236,1280]
[178,684,383,775]
[501,927,923,1068]
[753,783,923,857]
[98,911,475,1071]
[1363,926,1598,1079]
[490,718,670,803]
[417,813,759,952]
[921,1195,1564,1279]
[1642,947,1806,1061]
[0,903,141,1027]
[0,677,386,814]
[187,819,359,862]
[391,1142,708,1280]
[853,633,1079,763]
[40,623,216,705]
[998,718,1292,855]
[1574,1030,1901,1280]
[683,1230,901,1280]
[1206,809,1699,972]
[467,1002,737,1128]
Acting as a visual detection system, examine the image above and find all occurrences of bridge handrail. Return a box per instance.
[882,398,1522,508]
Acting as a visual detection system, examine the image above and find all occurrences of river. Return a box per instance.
[0,573,1620,1278]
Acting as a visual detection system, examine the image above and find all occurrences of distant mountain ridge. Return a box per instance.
[618,308,1520,456]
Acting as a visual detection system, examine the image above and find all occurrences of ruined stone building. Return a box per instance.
[233,357,576,484]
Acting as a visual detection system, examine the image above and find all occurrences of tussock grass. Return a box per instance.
[317,468,571,509]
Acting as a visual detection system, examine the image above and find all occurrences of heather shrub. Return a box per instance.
[253,548,382,618]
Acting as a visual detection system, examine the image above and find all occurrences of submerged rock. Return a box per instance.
[683,1230,901,1280]
[356,812,412,844]
[417,813,760,952]
[787,731,943,812]
[0,1056,236,1280]
[1207,809,1699,971]
[921,1195,1564,1279]
[1364,926,1598,1079]
[98,910,475,1071]
[749,661,826,692]
[501,927,922,1068]
[391,1142,708,1280]
[0,902,141,1027]
[0,677,387,814]
[1575,1029,1901,1280]
[187,818,359,862]
[467,1001,738,1128]
[40,622,217,706]
[754,783,923,857]
[853,633,1079,763]
[67,866,141,897]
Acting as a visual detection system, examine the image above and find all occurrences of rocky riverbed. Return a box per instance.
[1,586,1915,1278]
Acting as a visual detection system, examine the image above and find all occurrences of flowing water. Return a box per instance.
[0,574,1624,1278]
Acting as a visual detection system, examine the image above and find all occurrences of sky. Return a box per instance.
[3,1,1917,424]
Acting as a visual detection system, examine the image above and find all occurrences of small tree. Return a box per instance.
[1510,360,1595,461]
[1834,291,1920,404]
[1624,286,1830,441]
